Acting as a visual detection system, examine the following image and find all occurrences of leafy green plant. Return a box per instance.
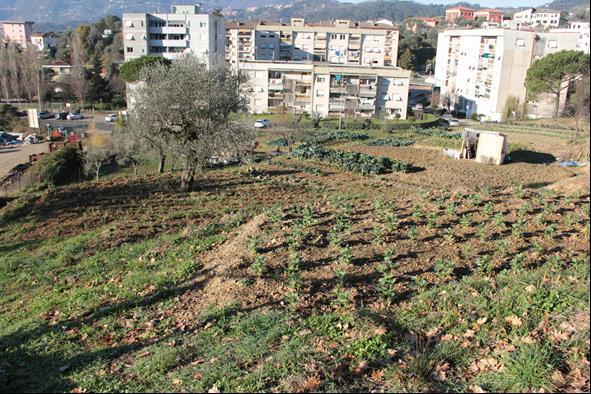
[377,249,397,304]
[434,258,454,280]
[372,225,384,246]
[31,145,83,186]
[250,254,266,276]
[475,254,493,273]
[443,228,455,243]
[468,193,482,207]
[482,201,493,216]
[293,143,411,174]
[446,202,457,216]
[492,212,505,228]
[407,225,419,240]
[460,214,471,228]
[367,137,415,147]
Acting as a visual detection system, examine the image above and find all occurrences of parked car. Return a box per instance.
[54,111,68,120]
[254,119,271,128]
[38,111,53,119]
[66,112,83,120]
[448,118,460,127]
[105,114,117,122]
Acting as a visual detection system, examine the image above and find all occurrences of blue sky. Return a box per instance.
[344,0,548,7]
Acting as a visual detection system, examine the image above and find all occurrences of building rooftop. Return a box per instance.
[446,6,475,11]
[42,60,71,68]
[226,19,399,31]
[0,20,34,24]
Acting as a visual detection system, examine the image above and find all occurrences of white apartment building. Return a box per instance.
[549,22,591,53]
[122,4,224,66]
[512,8,562,28]
[226,18,400,71]
[434,28,581,121]
[239,61,410,119]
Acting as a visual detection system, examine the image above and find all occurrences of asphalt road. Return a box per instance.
[0,142,50,179]
[36,111,117,134]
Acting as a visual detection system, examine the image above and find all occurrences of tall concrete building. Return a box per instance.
[225,18,400,71]
[122,4,224,66]
[1,21,34,48]
[434,28,581,121]
[239,61,410,119]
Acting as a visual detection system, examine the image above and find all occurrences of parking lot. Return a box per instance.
[40,111,117,133]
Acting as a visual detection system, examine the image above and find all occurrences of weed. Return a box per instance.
[510,253,525,270]
[492,212,505,228]
[496,239,509,257]
[443,228,455,243]
[513,185,525,198]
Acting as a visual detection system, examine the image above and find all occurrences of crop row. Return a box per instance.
[367,138,415,147]
[412,127,462,139]
[293,143,411,174]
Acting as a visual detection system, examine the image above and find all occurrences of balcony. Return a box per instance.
[358,104,375,111]
[149,26,187,35]
[330,84,347,93]
[359,86,377,97]
[329,103,345,112]
[149,39,188,48]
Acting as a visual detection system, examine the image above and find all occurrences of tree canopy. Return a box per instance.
[127,55,254,190]
[525,50,590,116]
[119,56,172,83]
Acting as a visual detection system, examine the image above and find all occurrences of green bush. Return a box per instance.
[368,138,415,147]
[31,145,83,186]
[293,143,411,174]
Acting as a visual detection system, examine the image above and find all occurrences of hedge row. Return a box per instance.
[293,143,411,174]
[368,138,415,147]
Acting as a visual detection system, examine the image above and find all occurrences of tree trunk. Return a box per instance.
[95,165,101,181]
[180,167,196,191]
[133,163,138,176]
[158,154,166,173]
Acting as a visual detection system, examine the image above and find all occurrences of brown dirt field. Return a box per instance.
[336,144,576,191]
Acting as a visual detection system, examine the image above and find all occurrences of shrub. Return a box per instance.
[293,143,411,174]
[31,145,83,186]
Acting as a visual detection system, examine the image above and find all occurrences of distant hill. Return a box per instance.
[1,0,587,31]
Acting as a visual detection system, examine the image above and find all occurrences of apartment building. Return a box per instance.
[31,32,59,51]
[549,22,590,53]
[122,4,224,66]
[473,9,504,24]
[226,18,400,70]
[1,21,34,48]
[512,8,561,28]
[239,61,410,119]
[445,7,476,23]
[434,28,581,121]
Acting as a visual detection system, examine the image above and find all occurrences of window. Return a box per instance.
[317,76,326,83]
[269,44,275,49]
[516,38,526,47]
[316,90,326,97]
[125,20,134,28]
[393,94,403,101]
[200,22,207,28]
[548,40,558,48]
[339,34,346,40]
[125,33,134,40]
[126,47,134,53]
[260,44,267,49]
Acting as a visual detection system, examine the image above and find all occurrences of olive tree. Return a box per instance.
[130,55,254,191]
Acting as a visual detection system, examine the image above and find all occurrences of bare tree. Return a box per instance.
[19,46,43,104]
[70,30,89,105]
[0,44,10,102]
[112,123,147,176]
[567,75,590,143]
[83,137,114,181]
[130,55,254,190]
[7,44,23,104]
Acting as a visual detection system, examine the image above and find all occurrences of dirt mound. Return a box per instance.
[170,214,267,327]
[545,166,590,194]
